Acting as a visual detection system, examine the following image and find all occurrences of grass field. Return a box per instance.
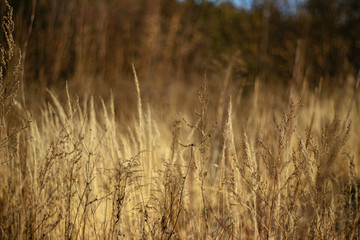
[1,1,359,239]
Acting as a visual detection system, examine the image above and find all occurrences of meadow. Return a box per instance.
[1,0,359,239]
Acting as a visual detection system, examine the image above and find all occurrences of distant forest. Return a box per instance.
[8,0,360,91]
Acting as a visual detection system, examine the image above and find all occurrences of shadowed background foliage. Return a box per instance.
[11,0,360,101]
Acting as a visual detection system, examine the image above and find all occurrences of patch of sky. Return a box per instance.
[177,0,306,14]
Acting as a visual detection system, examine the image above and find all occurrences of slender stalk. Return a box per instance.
[20,0,37,111]
[168,145,194,240]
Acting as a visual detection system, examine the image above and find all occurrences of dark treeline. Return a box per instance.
[10,0,360,95]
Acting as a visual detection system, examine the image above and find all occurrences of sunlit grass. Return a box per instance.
[1,1,359,239]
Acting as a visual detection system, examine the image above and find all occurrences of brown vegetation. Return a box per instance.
[1,0,359,239]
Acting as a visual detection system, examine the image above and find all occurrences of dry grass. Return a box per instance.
[1,1,360,239]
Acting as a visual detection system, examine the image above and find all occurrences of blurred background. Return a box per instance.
[8,0,360,112]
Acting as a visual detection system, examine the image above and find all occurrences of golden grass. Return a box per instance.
[1,1,360,239]
[1,70,359,239]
